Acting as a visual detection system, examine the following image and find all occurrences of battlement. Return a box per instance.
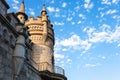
[25,16,43,25]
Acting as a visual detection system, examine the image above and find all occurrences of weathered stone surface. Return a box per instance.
[0,0,67,80]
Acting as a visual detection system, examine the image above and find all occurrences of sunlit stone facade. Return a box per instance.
[0,0,67,80]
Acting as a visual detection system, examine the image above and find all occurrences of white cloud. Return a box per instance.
[112,15,120,19]
[47,6,55,12]
[117,44,120,47]
[108,27,120,42]
[56,8,60,12]
[85,63,101,68]
[12,0,19,4]
[62,2,67,8]
[85,64,96,67]
[77,21,82,24]
[78,14,86,19]
[101,56,106,59]
[84,0,94,10]
[54,21,64,26]
[115,53,120,56]
[85,25,120,43]
[55,34,92,54]
[74,6,80,12]
[50,0,55,4]
[100,12,105,17]
[98,7,104,11]
[112,0,120,4]
[62,48,68,51]
[106,9,118,15]
[47,7,60,13]
[55,53,64,59]
[29,8,35,16]
[55,24,120,57]
[55,13,60,17]
[60,34,81,47]
[71,22,75,25]
[101,0,120,5]
[67,17,73,21]
[66,59,72,64]
[11,0,19,11]
[101,0,111,5]
[12,5,19,11]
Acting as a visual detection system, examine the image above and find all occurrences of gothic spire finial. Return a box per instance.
[19,0,25,13]
[16,0,28,23]
[22,0,24,3]
[42,4,46,11]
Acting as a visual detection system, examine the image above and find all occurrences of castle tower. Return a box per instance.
[25,4,55,72]
[13,0,29,79]
[16,0,28,24]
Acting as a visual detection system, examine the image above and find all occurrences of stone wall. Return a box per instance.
[0,1,67,80]
[0,1,41,80]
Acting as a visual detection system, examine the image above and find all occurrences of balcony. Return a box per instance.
[26,59,67,80]
[55,66,65,75]
[39,62,67,80]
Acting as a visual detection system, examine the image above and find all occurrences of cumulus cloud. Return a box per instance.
[106,9,118,15]
[12,0,19,4]
[84,24,120,43]
[101,0,120,5]
[85,63,101,68]
[78,14,86,19]
[47,7,60,14]
[12,5,19,11]
[11,0,19,11]
[67,17,73,21]
[56,8,60,12]
[29,8,35,16]
[62,2,67,8]
[101,0,112,5]
[99,9,117,18]
[47,6,55,12]
[112,0,120,4]
[55,34,92,54]
[77,21,82,24]
[55,24,120,56]
[74,5,80,12]
[55,13,60,17]
[84,0,94,10]
[71,22,75,25]
[54,21,64,26]
[55,53,64,59]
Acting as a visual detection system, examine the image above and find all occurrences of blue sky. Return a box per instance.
[6,0,120,80]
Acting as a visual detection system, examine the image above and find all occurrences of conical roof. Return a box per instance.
[19,0,25,13]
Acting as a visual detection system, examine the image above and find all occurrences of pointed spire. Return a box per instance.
[22,0,24,3]
[42,4,46,11]
[19,0,25,13]
[16,0,28,23]
[41,4,47,15]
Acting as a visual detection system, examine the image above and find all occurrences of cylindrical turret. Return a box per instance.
[25,5,55,72]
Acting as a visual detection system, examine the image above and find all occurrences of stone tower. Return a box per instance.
[25,5,55,72]
[0,0,67,80]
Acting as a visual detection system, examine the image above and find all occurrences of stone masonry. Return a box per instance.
[0,0,67,80]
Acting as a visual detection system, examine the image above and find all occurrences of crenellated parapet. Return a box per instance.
[25,16,54,48]
[25,16,43,25]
